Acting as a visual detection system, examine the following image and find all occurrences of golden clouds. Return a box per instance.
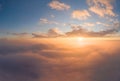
[48,0,70,10]
[72,10,91,20]
[87,0,116,17]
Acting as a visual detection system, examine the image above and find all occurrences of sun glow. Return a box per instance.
[77,37,85,41]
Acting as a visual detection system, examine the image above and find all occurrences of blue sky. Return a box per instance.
[0,0,120,38]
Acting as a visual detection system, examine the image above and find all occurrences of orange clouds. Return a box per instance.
[87,0,116,17]
[48,0,70,10]
[0,39,120,81]
[72,10,91,20]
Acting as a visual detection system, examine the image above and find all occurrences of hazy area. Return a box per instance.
[0,38,120,81]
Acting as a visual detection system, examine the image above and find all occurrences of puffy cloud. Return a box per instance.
[87,0,116,17]
[48,28,64,36]
[0,39,120,81]
[72,10,91,20]
[48,0,70,10]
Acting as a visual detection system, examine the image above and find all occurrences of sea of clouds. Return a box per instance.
[0,38,120,81]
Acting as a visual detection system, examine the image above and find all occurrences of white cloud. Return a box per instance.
[87,0,116,17]
[48,0,70,10]
[72,10,91,20]
[82,22,95,27]
[96,22,110,27]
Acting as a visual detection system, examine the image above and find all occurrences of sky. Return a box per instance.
[0,0,120,38]
[1,0,120,81]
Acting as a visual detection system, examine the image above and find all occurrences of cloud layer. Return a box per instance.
[0,39,120,81]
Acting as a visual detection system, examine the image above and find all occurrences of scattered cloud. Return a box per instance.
[8,22,120,38]
[48,0,70,10]
[72,10,91,20]
[87,0,116,17]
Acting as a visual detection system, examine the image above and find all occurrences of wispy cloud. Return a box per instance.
[72,10,91,20]
[87,0,116,17]
[82,22,95,27]
[48,0,70,11]
[96,22,110,27]
[40,18,59,25]
[8,32,29,36]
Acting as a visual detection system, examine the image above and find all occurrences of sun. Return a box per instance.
[77,37,84,41]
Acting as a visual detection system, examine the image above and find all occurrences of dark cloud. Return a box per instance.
[11,32,28,36]
[32,28,65,38]
[0,39,54,55]
[32,33,48,38]
[0,39,120,81]
[7,32,29,37]
[0,55,41,81]
[66,25,118,37]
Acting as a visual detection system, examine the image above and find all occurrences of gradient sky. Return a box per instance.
[1,1,120,81]
[0,0,120,38]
